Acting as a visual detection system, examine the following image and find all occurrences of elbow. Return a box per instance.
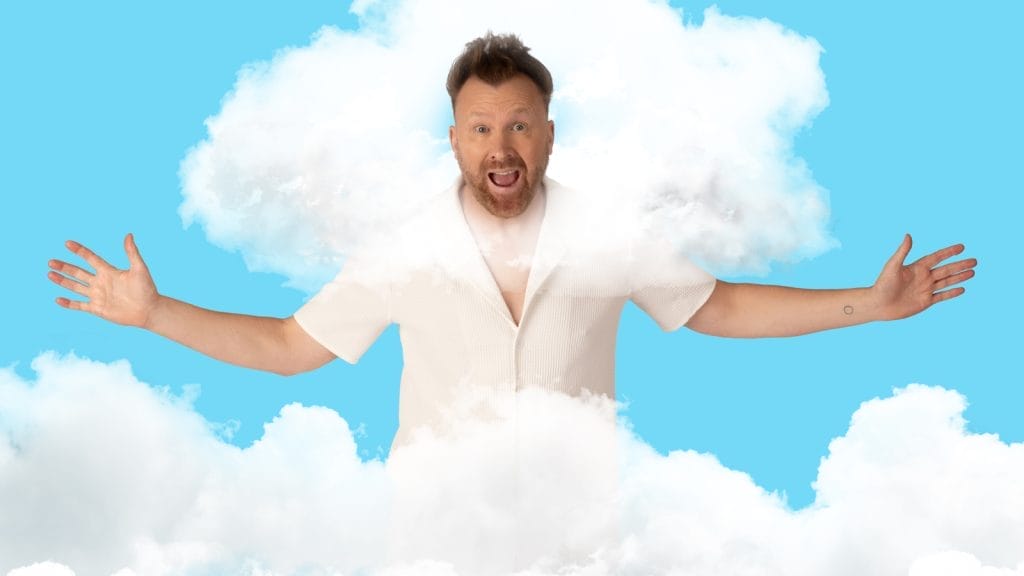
[273,316,335,376]
[267,352,335,377]
[269,361,318,377]
[271,366,303,377]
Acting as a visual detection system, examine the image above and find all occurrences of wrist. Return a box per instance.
[141,293,168,331]
[862,284,892,322]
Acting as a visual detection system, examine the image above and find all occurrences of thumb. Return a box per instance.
[885,233,912,270]
[124,233,147,269]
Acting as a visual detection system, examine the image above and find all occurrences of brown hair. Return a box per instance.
[446,32,554,110]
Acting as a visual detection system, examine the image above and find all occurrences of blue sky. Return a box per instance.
[2,0,1020,513]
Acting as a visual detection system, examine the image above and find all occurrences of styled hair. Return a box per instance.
[446,32,554,110]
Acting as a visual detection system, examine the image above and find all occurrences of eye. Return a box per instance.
[473,125,489,134]
[512,122,527,132]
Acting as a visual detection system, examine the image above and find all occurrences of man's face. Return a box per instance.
[449,74,554,218]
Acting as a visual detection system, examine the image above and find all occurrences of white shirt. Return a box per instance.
[294,179,716,450]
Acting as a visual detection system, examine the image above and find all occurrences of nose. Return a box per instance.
[488,132,515,163]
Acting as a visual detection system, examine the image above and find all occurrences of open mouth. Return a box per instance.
[487,169,521,188]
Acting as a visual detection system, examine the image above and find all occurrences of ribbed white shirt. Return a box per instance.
[294,179,716,450]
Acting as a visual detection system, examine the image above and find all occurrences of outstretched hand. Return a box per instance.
[48,234,159,328]
[871,234,977,321]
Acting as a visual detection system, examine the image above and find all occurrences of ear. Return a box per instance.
[547,120,555,155]
[449,125,458,155]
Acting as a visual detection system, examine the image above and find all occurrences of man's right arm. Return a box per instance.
[48,234,335,376]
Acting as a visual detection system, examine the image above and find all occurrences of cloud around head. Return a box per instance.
[3,353,1023,575]
[179,0,834,291]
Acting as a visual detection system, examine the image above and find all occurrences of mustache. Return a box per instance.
[484,160,525,171]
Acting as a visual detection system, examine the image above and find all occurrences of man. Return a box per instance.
[47,33,977,450]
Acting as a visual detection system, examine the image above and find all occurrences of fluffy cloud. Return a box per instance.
[5,564,74,576]
[179,0,832,291]
[2,353,1022,575]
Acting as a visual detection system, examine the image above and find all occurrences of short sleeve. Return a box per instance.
[293,256,392,364]
[629,241,717,332]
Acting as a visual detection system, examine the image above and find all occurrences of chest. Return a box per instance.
[479,250,531,325]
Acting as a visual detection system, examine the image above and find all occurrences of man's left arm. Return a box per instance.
[685,234,977,338]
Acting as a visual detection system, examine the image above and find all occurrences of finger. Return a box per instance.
[47,270,90,296]
[933,269,975,290]
[124,233,147,270]
[930,258,978,280]
[931,286,965,305]
[65,240,114,271]
[916,243,966,269]
[885,234,913,269]
[48,259,95,283]
[55,296,90,312]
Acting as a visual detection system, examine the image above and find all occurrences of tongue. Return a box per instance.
[490,170,519,187]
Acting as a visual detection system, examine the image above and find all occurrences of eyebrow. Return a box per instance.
[464,106,536,120]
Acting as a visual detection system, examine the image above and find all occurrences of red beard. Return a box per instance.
[460,156,546,218]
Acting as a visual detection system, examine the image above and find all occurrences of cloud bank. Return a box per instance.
[3,353,1022,575]
[180,0,833,291]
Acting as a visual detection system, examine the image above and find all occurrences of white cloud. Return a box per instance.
[909,552,1024,576]
[179,0,832,291]
[5,563,74,576]
[3,354,1023,575]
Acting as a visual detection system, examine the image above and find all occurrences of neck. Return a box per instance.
[460,180,547,262]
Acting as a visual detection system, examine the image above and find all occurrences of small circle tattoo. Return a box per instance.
[843,305,854,316]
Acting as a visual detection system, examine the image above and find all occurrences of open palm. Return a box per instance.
[872,234,977,321]
[48,234,159,328]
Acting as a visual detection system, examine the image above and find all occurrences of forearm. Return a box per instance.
[687,281,882,338]
[144,295,309,375]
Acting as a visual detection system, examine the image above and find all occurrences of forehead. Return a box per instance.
[454,75,547,119]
